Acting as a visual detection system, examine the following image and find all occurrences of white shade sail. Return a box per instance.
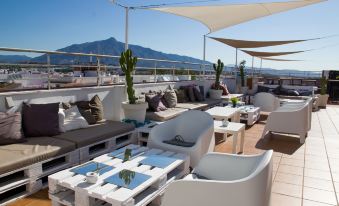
[209,37,318,48]
[261,57,303,61]
[150,0,326,33]
[241,49,306,57]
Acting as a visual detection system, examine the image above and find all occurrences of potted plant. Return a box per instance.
[230,97,239,108]
[209,59,224,99]
[239,60,248,94]
[120,49,148,123]
[318,76,329,107]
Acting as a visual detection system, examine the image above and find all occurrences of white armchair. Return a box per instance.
[261,99,310,143]
[161,150,273,206]
[147,110,215,167]
[253,92,280,112]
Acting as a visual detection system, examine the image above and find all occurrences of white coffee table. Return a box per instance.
[206,106,240,122]
[214,121,245,154]
[226,105,260,125]
[48,144,189,206]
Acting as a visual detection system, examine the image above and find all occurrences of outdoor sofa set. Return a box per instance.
[0,95,135,204]
[144,85,225,122]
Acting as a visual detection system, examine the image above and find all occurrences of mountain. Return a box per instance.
[30,37,208,69]
[0,55,31,63]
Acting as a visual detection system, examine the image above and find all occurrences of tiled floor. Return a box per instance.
[9,105,339,206]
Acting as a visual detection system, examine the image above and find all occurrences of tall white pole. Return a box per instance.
[203,34,206,76]
[252,56,254,76]
[260,58,263,74]
[125,7,129,51]
[235,48,238,70]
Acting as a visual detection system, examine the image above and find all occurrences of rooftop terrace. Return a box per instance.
[6,105,339,206]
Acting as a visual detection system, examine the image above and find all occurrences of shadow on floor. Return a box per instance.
[256,133,303,155]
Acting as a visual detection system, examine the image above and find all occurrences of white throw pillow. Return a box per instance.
[58,108,66,133]
[60,106,89,132]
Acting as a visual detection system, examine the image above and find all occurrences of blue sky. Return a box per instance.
[0,0,338,71]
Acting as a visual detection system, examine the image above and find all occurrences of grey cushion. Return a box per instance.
[0,137,76,175]
[176,99,222,110]
[146,108,187,122]
[22,102,60,137]
[53,121,135,148]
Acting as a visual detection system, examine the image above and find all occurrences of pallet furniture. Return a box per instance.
[49,144,190,206]
[0,131,135,205]
[214,121,246,154]
[136,122,163,146]
[226,105,260,126]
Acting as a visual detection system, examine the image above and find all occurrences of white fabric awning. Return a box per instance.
[150,0,326,33]
[261,57,303,61]
[241,49,306,57]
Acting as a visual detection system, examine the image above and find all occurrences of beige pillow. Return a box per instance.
[0,112,25,145]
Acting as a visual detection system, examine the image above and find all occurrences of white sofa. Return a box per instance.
[147,110,215,167]
[161,150,273,206]
[261,98,311,143]
[253,92,280,112]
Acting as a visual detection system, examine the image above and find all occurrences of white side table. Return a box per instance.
[206,107,241,122]
[214,121,246,154]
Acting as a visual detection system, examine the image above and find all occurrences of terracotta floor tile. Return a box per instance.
[304,160,330,171]
[304,168,332,181]
[333,181,339,191]
[272,182,302,198]
[303,199,336,206]
[303,177,334,191]
[303,187,337,205]
[270,193,301,206]
[282,153,304,160]
[274,172,303,185]
[280,158,304,167]
[331,172,339,182]
[277,165,304,176]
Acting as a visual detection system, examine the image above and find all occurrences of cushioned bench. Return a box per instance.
[53,121,135,148]
[146,99,222,122]
[0,137,76,175]
[176,99,222,110]
[146,108,188,122]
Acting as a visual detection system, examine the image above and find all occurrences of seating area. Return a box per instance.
[0,81,338,206]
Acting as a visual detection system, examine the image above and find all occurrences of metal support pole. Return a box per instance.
[97,57,101,86]
[260,58,263,74]
[251,56,254,77]
[47,54,51,90]
[235,48,238,69]
[125,7,129,51]
[202,34,206,77]
[154,62,157,83]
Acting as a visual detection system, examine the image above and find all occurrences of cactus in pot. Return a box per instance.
[120,49,148,123]
[120,49,138,104]
[238,60,248,94]
[210,59,224,99]
[213,59,224,90]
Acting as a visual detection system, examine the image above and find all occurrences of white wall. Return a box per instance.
[0,80,214,121]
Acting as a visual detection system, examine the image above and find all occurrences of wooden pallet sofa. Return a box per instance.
[0,88,136,205]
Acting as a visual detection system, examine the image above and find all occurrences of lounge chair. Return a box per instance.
[253,92,280,112]
[147,110,215,167]
[161,150,273,206]
[261,99,310,143]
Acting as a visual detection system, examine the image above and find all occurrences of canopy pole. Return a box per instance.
[125,7,129,51]
[260,58,263,74]
[235,48,238,70]
[252,56,254,76]
[203,34,206,76]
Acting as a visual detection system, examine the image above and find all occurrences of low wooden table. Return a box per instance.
[226,105,260,125]
[214,121,246,154]
[48,144,190,206]
[136,122,163,146]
